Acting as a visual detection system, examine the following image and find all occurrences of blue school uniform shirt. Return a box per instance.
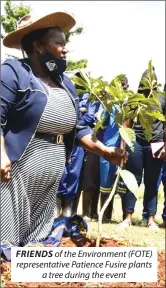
[99,105,121,193]
[78,93,100,128]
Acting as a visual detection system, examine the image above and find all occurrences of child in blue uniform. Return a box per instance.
[57,75,99,217]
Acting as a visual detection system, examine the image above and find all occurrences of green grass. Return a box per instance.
[78,184,165,252]
[87,198,165,252]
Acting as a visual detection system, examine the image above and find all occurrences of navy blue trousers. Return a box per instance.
[143,162,166,220]
[57,145,85,201]
[119,140,164,216]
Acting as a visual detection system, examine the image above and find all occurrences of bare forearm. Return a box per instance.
[79,134,106,157]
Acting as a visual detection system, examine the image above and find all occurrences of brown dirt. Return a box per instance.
[2,237,165,288]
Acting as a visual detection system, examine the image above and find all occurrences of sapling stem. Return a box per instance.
[96,139,125,247]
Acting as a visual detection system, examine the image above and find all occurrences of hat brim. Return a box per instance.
[3,12,76,49]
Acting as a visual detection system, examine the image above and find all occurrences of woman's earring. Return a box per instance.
[37,48,42,54]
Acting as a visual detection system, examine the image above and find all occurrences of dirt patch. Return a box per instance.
[2,237,165,288]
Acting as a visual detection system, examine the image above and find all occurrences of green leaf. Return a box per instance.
[72,76,89,89]
[119,127,136,151]
[141,97,161,110]
[115,111,123,126]
[76,88,89,95]
[122,106,136,121]
[156,83,162,88]
[146,110,165,121]
[92,86,104,96]
[110,74,126,86]
[77,69,91,89]
[141,78,151,89]
[139,111,153,141]
[151,91,162,107]
[114,77,124,97]
[148,60,154,83]
[93,117,107,133]
[118,169,138,197]
[105,86,120,100]
[102,99,113,112]
[87,93,97,103]
[156,91,166,97]
[127,93,146,103]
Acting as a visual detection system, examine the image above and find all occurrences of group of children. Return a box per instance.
[57,70,166,230]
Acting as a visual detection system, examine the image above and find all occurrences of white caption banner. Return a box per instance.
[11,247,157,283]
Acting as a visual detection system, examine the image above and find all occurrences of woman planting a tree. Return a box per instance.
[1,12,128,246]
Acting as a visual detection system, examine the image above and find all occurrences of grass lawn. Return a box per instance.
[78,184,165,251]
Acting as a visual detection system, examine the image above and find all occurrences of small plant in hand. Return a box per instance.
[71,60,166,246]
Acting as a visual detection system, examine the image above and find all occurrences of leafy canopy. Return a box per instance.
[1,0,31,38]
[71,60,166,150]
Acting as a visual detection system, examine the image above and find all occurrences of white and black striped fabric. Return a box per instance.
[1,87,77,245]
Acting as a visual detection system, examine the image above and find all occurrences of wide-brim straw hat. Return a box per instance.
[3,11,76,49]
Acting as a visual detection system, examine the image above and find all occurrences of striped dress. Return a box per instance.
[1,87,77,246]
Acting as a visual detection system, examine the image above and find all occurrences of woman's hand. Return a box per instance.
[79,134,128,166]
[103,146,128,166]
[1,150,12,182]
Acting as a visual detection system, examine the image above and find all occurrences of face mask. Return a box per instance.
[39,51,66,77]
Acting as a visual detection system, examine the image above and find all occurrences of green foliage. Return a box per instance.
[66,27,83,44]
[65,24,86,71]
[72,60,165,145]
[119,127,136,151]
[66,59,88,71]
[1,0,31,37]
[65,26,87,70]
[138,110,153,141]
[118,169,139,197]
[93,116,107,134]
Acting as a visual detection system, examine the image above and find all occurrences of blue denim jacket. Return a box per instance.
[1,58,92,163]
